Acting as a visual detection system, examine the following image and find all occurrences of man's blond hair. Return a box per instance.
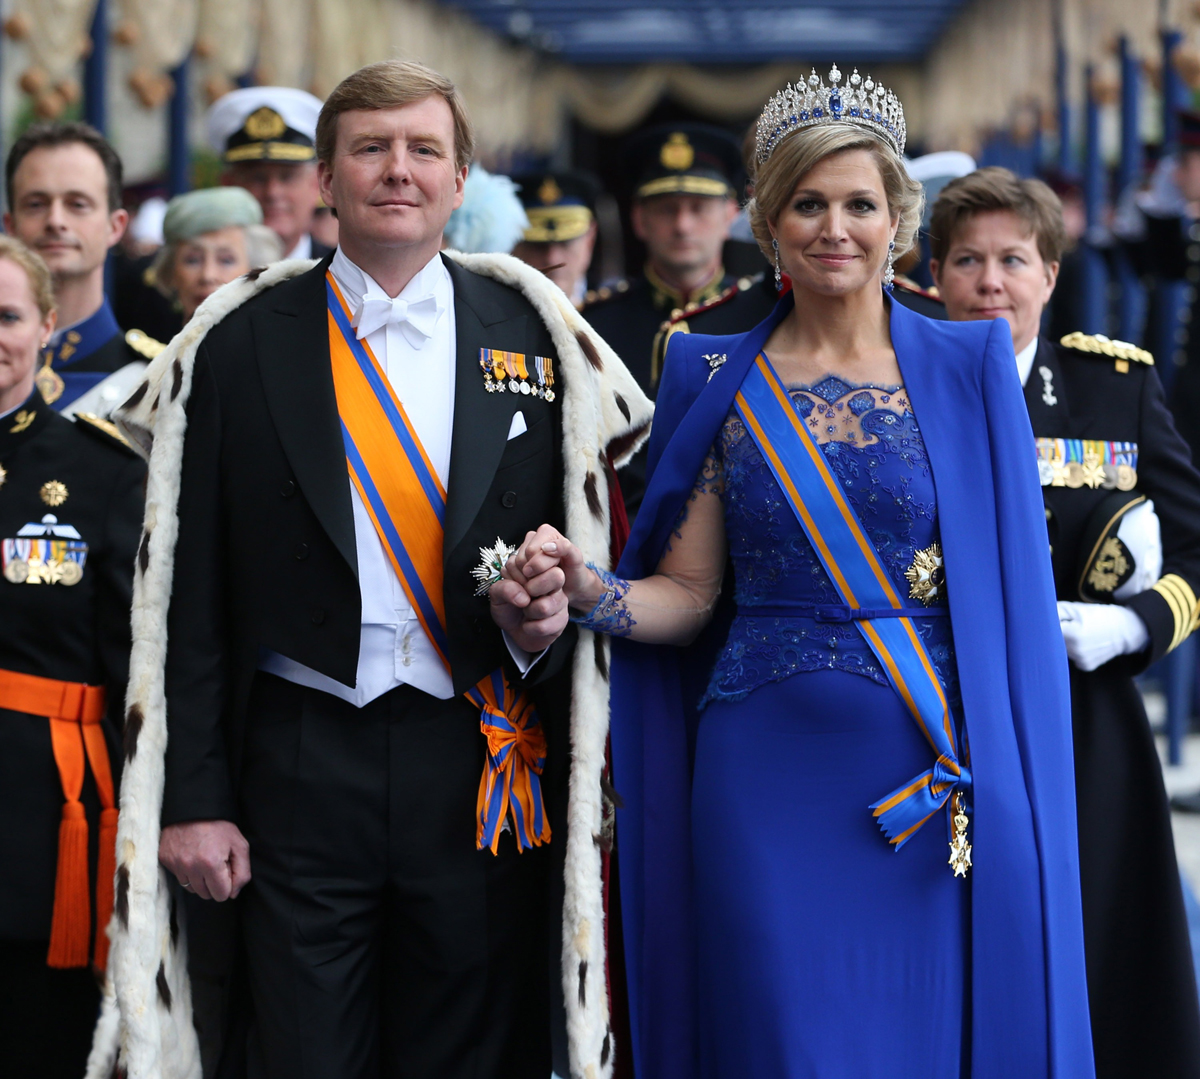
[316,60,475,171]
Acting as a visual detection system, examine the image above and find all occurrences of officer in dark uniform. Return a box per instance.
[933,167,1200,1079]
[585,123,764,513]
[0,238,144,1079]
[511,170,602,309]
[207,87,333,262]
[3,121,162,419]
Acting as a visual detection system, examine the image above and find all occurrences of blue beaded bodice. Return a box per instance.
[703,374,961,707]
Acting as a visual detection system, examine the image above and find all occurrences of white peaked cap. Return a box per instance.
[206,86,324,155]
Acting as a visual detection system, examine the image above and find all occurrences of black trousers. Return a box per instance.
[238,673,551,1079]
[0,939,100,1079]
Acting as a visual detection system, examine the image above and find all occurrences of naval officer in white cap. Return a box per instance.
[207,86,332,261]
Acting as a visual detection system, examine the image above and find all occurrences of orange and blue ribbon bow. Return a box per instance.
[734,354,969,849]
[327,273,550,853]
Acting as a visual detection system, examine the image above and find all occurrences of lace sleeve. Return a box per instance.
[569,455,727,646]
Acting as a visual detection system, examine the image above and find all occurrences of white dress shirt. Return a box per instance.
[285,234,314,261]
[1014,336,1039,388]
[260,249,538,707]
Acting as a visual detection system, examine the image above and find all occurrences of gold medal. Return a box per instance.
[40,480,68,507]
[34,352,64,405]
[1116,464,1137,491]
[1051,463,1068,487]
[0,463,6,490]
[58,560,82,586]
[1064,461,1085,488]
[948,790,971,878]
[3,558,28,583]
[1082,462,1105,489]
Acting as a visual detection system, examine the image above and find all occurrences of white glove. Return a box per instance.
[1113,499,1161,600]
[1057,601,1150,671]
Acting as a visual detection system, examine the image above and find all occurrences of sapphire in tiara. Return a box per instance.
[754,64,907,164]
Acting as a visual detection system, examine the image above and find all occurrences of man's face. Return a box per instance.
[631,193,737,277]
[227,160,321,253]
[931,209,1058,355]
[317,96,465,257]
[513,223,597,297]
[4,143,127,281]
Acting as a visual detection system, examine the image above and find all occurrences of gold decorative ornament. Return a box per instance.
[1086,536,1129,594]
[40,480,68,507]
[9,409,35,434]
[3,557,28,583]
[1059,331,1153,366]
[948,790,972,878]
[244,106,287,140]
[905,542,945,606]
[1116,465,1137,491]
[660,132,695,171]
[538,176,562,205]
[34,353,64,405]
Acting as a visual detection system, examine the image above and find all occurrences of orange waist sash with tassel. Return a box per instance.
[0,668,115,969]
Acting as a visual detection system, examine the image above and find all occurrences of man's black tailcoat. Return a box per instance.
[163,254,577,1076]
[1027,333,1200,1079]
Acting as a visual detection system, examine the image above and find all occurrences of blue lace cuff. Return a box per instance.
[569,563,636,637]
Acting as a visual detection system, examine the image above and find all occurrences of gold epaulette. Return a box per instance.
[125,328,167,360]
[1060,332,1153,373]
[73,411,133,451]
[1152,573,1200,653]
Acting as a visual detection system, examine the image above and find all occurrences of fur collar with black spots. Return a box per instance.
[88,252,652,1079]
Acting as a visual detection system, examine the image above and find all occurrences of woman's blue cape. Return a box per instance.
[610,292,1095,1078]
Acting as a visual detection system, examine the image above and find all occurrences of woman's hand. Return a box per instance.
[489,526,594,653]
[503,525,596,608]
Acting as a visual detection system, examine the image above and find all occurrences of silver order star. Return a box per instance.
[472,537,517,596]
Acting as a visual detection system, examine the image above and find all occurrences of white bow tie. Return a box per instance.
[355,292,440,349]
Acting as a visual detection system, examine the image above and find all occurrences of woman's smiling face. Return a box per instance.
[770,148,898,299]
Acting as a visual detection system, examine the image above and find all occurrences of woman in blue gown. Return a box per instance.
[498,68,1094,1079]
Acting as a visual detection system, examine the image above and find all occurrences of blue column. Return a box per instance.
[167,54,191,196]
[83,0,107,133]
[1080,65,1108,335]
[1164,29,1190,150]
[1115,36,1145,344]
[1057,43,1071,171]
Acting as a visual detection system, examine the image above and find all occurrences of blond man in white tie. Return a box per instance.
[102,60,650,1079]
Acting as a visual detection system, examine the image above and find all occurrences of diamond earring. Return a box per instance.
[772,237,782,289]
[883,239,895,292]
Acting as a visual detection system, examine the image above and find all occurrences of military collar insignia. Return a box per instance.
[46,301,121,372]
[645,264,726,312]
[1037,364,1057,407]
[2,513,87,586]
[472,537,518,596]
[480,349,556,401]
[0,389,50,455]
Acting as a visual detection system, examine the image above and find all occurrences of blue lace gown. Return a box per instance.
[692,375,968,1078]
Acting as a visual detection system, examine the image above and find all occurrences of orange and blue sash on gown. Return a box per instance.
[734,353,970,851]
[326,272,549,854]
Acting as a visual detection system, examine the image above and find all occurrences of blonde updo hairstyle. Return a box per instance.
[749,124,924,270]
[0,235,55,319]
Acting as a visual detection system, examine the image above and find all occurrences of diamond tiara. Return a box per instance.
[755,65,907,166]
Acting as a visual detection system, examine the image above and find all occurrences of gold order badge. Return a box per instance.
[660,132,695,171]
[538,177,562,205]
[244,106,287,140]
[904,542,945,605]
[40,480,68,507]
